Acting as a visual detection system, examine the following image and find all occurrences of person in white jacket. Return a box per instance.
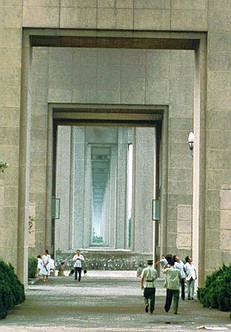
[184,256,197,300]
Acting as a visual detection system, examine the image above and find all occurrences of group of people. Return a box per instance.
[59,250,86,281]
[36,249,197,316]
[36,249,86,282]
[140,254,197,315]
[36,249,55,282]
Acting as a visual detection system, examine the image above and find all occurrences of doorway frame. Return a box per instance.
[18,28,206,285]
[49,103,166,259]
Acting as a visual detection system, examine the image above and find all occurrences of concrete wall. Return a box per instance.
[29,48,49,256]
[206,0,231,275]
[0,1,22,267]
[0,0,231,282]
[21,0,208,31]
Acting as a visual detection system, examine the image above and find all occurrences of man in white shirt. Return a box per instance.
[141,259,158,314]
[174,255,186,300]
[72,250,85,282]
[184,256,197,300]
[155,255,168,269]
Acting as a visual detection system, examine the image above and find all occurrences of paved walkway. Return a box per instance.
[0,271,230,332]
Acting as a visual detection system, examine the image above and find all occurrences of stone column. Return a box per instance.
[167,50,194,257]
[126,128,135,250]
[83,142,92,248]
[159,111,168,257]
[30,47,49,256]
[133,128,155,254]
[109,145,117,248]
[205,3,231,278]
[55,126,71,251]
[192,40,206,286]
[115,129,128,249]
[101,181,109,244]
[0,9,22,271]
[17,31,30,284]
[71,127,85,249]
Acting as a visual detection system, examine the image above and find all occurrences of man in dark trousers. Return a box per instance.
[72,250,84,282]
[141,259,158,314]
[163,257,181,314]
[173,255,186,300]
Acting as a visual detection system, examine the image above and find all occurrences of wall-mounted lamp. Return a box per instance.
[0,161,8,173]
[187,132,194,151]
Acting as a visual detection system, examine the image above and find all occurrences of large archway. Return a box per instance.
[18,30,206,285]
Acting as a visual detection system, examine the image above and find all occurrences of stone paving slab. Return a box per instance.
[0,272,230,332]
[1,325,231,332]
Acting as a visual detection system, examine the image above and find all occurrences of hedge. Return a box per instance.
[0,260,25,319]
[28,256,37,279]
[198,264,231,312]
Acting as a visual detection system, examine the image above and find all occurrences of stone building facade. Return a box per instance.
[0,0,231,285]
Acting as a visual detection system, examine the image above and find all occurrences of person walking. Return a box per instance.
[41,249,51,283]
[184,256,197,300]
[174,255,186,300]
[49,256,55,276]
[136,263,143,278]
[72,250,85,282]
[163,257,181,314]
[36,255,43,280]
[141,259,158,314]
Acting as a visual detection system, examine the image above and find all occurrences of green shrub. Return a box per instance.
[28,256,37,278]
[198,264,231,312]
[0,259,25,319]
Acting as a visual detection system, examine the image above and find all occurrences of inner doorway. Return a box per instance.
[52,107,164,268]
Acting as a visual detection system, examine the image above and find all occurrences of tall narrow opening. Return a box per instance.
[127,142,133,249]
[91,145,111,246]
[54,121,160,268]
